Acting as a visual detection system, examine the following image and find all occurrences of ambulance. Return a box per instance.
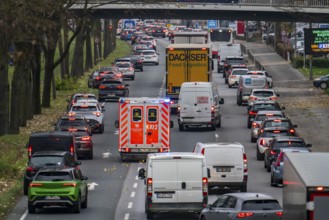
[115,97,173,161]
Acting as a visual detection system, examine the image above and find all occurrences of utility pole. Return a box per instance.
[309,22,313,81]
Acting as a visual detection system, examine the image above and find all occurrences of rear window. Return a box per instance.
[226,58,244,64]
[242,200,281,210]
[72,106,97,111]
[102,81,122,85]
[75,96,96,102]
[274,141,306,149]
[142,51,155,55]
[30,156,64,166]
[253,104,277,111]
[116,63,131,68]
[59,119,85,127]
[262,131,290,137]
[244,77,266,86]
[29,136,72,153]
[264,120,290,128]
[256,114,282,121]
[232,70,248,75]
[253,91,274,97]
[35,171,72,181]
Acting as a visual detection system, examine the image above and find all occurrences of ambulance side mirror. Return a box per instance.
[207,168,211,178]
[170,120,174,128]
[219,98,224,105]
[115,120,119,128]
[138,168,146,180]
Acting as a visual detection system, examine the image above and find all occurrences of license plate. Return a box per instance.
[157,193,173,198]
[107,94,115,97]
[45,196,60,200]
[216,167,231,172]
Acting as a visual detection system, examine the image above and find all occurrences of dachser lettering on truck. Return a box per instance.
[168,53,207,61]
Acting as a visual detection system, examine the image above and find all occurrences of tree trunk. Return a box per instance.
[42,47,56,108]
[31,44,42,114]
[71,25,85,77]
[58,32,65,80]
[103,19,109,59]
[85,23,93,71]
[64,22,70,77]
[0,41,10,135]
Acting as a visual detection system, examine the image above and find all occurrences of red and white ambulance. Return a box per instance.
[115,97,173,161]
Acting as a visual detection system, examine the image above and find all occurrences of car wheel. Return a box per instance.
[237,98,242,106]
[179,124,184,131]
[247,121,251,129]
[225,78,228,84]
[320,82,327,89]
[270,174,276,187]
[200,216,207,220]
[73,195,81,213]
[156,62,159,65]
[216,117,221,128]
[28,202,36,214]
[217,68,220,73]
[99,124,104,134]
[98,98,103,102]
[132,76,135,80]
[256,147,263,161]
[210,123,216,131]
[140,68,143,72]
[88,150,93,160]
[81,190,88,209]
[251,137,256,143]
[23,178,29,195]
[228,84,232,88]
[241,183,247,192]
[146,211,154,219]
[267,162,271,172]
[264,159,267,168]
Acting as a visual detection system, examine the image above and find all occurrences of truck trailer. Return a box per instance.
[166,44,212,111]
[283,152,329,220]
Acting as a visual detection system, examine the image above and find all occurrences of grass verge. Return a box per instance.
[0,39,132,219]
[298,67,328,79]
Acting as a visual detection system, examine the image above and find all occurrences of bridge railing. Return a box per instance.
[77,0,329,8]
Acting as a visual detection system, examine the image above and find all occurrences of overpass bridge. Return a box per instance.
[71,0,329,22]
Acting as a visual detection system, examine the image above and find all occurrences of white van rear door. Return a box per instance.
[177,159,203,203]
[205,147,244,183]
[152,160,178,203]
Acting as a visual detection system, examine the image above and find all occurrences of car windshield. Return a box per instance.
[227,59,244,65]
[242,200,281,210]
[264,120,290,128]
[253,104,277,111]
[116,64,131,68]
[72,106,97,111]
[59,119,85,127]
[30,137,72,153]
[35,172,72,181]
[253,91,274,97]
[75,96,96,102]
[256,114,282,121]
[261,131,290,137]
[232,70,248,75]
[142,51,155,55]
[30,156,64,166]
[274,141,306,149]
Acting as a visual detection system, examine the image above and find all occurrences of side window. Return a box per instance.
[213,195,228,208]
[224,196,237,208]
[65,155,75,166]
[148,108,158,122]
[73,169,81,180]
[132,108,142,122]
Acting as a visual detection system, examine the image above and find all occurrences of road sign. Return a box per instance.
[207,20,218,29]
[304,28,329,55]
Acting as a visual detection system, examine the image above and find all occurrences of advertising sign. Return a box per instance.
[207,20,218,29]
[236,21,245,36]
[304,28,329,55]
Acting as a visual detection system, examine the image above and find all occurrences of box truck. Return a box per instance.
[283,152,329,220]
[166,44,212,111]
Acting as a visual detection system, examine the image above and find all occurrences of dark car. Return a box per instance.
[23,151,81,195]
[54,115,91,134]
[87,70,99,88]
[258,117,297,137]
[264,136,312,172]
[120,29,135,41]
[313,74,329,89]
[270,148,310,186]
[93,70,123,88]
[200,193,283,220]
[128,55,143,71]
[151,27,166,38]
[247,101,285,128]
[73,130,94,159]
[66,93,97,112]
[98,79,129,102]
[223,56,246,78]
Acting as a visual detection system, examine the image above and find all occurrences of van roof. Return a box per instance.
[148,152,205,160]
[167,44,211,49]
[240,75,267,79]
[30,131,74,138]
[197,142,244,149]
[181,82,213,87]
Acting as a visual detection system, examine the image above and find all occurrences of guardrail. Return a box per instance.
[75,0,329,8]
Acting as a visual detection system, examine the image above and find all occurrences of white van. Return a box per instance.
[138,152,209,219]
[177,82,224,131]
[236,75,268,106]
[217,43,242,73]
[193,142,248,192]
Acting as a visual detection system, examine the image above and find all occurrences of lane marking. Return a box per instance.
[102,152,112,158]
[131,191,136,197]
[124,213,130,220]
[133,183,138,188]
[128,202,133,209]
[135,175,138,180]
[137,167,141,172]
[19,210,28,220]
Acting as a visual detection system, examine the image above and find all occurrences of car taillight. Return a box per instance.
[26,166,36,172]
[217,56,220,62]
[93,112,101,117]
[153,55,157,57]
[129,68,133,71]
[81,136,91,141]
[243,153,248,172]
[211,106,215,112]
[95,76,100,80]
[147,178,153,196]
[270,96,277,100]
[252,122,259,128]
[68,128,78,132]
[116,85,125,89]
[28,145,32,158]
[29,183,43,187]
[249,111,257,115]
[63,183,77,187]
[230,75,236,78]
[273,130,281,133]
[270,150,276,155]
[276,211,283,217]
[67,112,76,116]
[290,129,295,134]
[70,144,74,155]
[201,148,205,155]
[249,96,257,101]
[138,60,143,63]
[237,212,254,218]
[99,85,106,89]
[202,177,208,196]
[260,138,265,145]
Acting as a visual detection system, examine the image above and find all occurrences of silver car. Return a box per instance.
[251,110,285,143]
[115,62,135,80]
[199,193,283,220]
[248,89,279,107]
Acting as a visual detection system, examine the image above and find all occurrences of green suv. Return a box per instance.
[28,168,88,214]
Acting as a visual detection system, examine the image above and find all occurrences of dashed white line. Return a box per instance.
[137,167,141,172]
[124,213,130,220]
[135,175,138,180]
[133,183,138,188]
[131,191,136,197]
[128,202,133,209]
[19,210,28,220]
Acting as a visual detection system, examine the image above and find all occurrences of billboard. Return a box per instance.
[304,28,329,55]
[122,19,136,29]
[207,20,218,29]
